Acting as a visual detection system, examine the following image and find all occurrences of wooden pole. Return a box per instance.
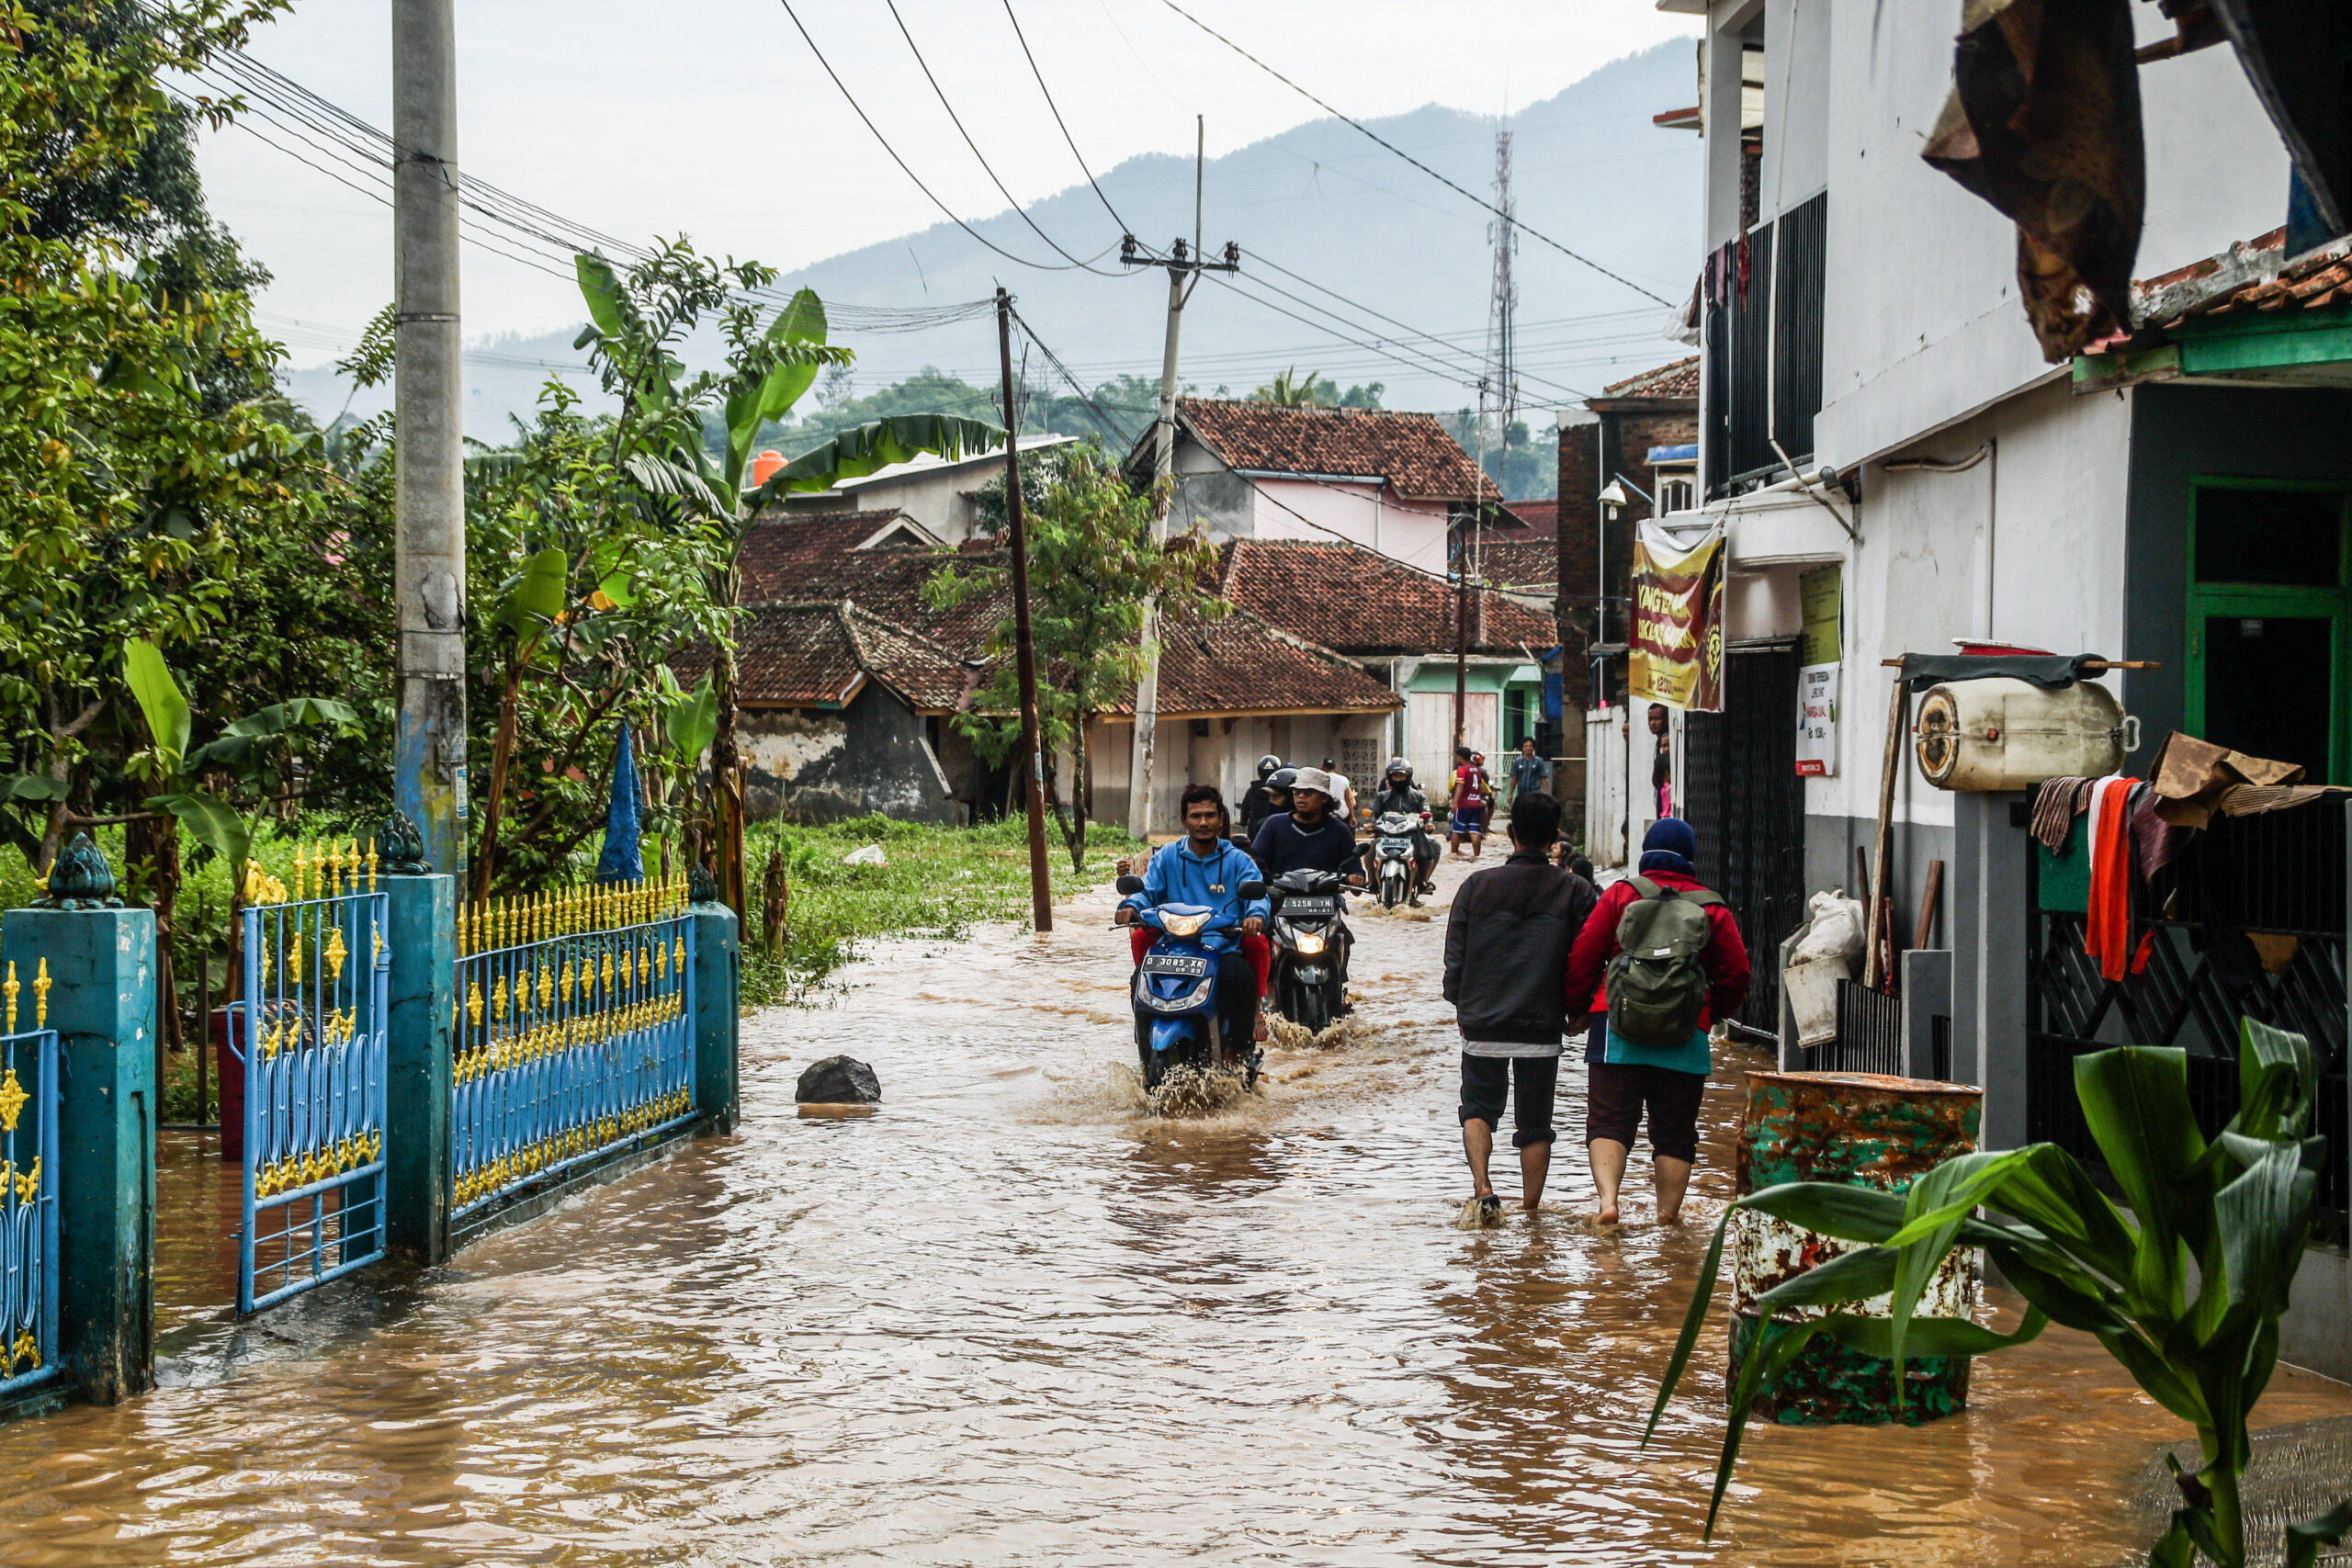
[1914,858,1945,951]
[1862,673,1908,989]
[998,288,1054,933]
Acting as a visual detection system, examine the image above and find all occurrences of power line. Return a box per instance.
[1156,0,1674,306]
[883,0,1127,276]
[773,0,1104,275]
[1001,0,1136,241]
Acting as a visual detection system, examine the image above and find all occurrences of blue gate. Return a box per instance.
[0,967,58,1398]
[238,844,390,1314]
[451,878,695,1225]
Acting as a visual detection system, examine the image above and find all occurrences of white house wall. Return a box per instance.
[1810,0,2290,468]
[1249,478,1449,576]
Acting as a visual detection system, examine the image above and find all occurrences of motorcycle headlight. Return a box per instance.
[1160,910,1207,939]
[1295,932,1326,955]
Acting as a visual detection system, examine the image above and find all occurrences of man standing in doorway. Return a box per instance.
[1647,703,1674,820]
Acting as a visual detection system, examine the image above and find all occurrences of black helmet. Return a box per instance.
[1385,756,1411,783]
[1268,767,1298,794]
[1322,757,1337,770]
[1256,753,1282,781]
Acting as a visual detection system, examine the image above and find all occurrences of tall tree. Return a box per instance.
[575,245,1001,916]
[930,444,1220,869]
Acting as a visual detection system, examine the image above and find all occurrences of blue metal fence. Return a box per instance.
[0,965,58,1399]
[451,878,695,1223]
[237,845,390,1314]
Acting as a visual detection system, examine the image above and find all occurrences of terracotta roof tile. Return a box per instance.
[732,600,973,713]
[1216,537,1556,657]
[1503,498,1559,537]
[2086,230,2352,358]
[1172,400,1499,502]
[1600,356,1700,400]
[1105,607,1400,717]
[738,511,933,603]
[1477,541,1559,597]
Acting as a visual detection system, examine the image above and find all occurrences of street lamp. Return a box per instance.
[1596,479,1629,647]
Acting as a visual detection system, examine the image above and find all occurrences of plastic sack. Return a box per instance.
[1789,888,1866,966]
[843,843,888,866]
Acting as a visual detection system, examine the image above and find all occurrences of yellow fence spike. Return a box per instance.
[3,962,16,1035]
[34,958,50,1031]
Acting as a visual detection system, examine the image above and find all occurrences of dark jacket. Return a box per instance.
[1442,852,1599,1045]
[1238,782,1280,835]
[1250,812,1361,879]
[1371,783,1430,818]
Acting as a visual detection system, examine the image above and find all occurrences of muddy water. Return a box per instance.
[1,859,2347,1565]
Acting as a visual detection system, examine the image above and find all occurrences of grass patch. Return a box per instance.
[741,814,1140,1009]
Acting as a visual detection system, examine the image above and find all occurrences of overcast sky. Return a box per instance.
[192,0,1700,368]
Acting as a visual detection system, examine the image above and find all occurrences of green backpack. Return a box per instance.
[1605,876,1725,1047]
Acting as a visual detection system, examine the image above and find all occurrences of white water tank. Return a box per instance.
[1913,677,2139,791]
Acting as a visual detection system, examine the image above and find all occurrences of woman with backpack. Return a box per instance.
[1561,817,1749,1225]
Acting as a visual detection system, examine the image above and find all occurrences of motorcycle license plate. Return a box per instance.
[1378,839,1410,853]
[1282,897,1337,916]
[1142,953,1210,977]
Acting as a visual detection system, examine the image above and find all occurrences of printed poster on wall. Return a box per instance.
[1627,526,1726,713]
[1795,661,1838,775]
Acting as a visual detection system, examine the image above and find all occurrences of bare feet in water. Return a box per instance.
[1595,1202,1620,1225]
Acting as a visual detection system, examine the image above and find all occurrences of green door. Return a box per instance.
[2185,480,2352,784]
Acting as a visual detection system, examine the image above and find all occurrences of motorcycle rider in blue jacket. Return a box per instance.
[1117,784,1271,1049]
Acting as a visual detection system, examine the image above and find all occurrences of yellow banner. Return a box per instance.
[1628,529,1725,713]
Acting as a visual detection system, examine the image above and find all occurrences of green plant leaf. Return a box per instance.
[751,413,1007,508]
[501,547,570,636]
[1737,1180,1909,1245]
[0,775,68,805]
[1749,1243,1898,1311]
[575,252,628,337]
[2233,1017,2317,1144]
[1817,1304,2050,1359]
[148,792,250,871]
[2075,1046,2206,1308]
[122,639,192,778]
[2285,1491,2352,1568]
[2217,1144,2316,1317]
[1703,1314,1832,1540]
[1643,1207,1731,1448]
[663,675,718,764]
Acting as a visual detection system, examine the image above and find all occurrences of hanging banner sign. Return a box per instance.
[1627,527,1726,713]
[1795,661,1838,775]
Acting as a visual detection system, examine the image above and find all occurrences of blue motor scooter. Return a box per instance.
[1115,873,1267,1094]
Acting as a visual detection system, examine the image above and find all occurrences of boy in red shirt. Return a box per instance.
[1445,746,1489,859]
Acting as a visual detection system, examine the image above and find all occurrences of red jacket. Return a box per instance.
[1564,868,1751,1024]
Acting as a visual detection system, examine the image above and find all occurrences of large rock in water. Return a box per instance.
[797,1055,881,1105]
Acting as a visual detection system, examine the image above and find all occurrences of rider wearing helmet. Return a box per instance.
[1364,757,1441,893]
[1238,753,1285,840]
[1261,765,1298,826]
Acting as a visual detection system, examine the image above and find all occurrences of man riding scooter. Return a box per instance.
[1249,765,1365,1014]
[1237,754,1284,841]
[1116,784,1270,1053]
[1363,758,1440,896]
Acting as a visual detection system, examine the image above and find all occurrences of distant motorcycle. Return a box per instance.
[1115,873,1267,1097]
[1266,868,1351,1032]
[1371,810,1424,909]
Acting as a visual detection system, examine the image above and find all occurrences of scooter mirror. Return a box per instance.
[1115,874,1146,896]
[1237,879,1267,900]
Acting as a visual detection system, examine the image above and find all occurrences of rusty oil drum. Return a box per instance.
[1730,1069,1984,1426]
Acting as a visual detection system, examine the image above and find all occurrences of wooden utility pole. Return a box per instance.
[1122,117,1239,840]
[998,288,1054,933]
[1453,515,1472,758]
[391,0,467,880]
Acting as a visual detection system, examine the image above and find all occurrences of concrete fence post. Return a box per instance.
[690,898,740,1134]
[1,904,156,1404]
[382,872,453,1265]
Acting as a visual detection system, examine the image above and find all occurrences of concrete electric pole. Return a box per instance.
[1122,118,1238,840]
[391,0,467,881]
[997,288,1054,933]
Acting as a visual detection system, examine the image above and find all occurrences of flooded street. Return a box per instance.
[2,857,2348,1565]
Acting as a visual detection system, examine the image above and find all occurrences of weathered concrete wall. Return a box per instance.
[740,687,956,826]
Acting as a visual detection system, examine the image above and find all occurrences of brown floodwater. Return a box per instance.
[1,858,2347,1565]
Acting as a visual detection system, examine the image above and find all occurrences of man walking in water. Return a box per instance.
[1442,792,1596,1219]
[1564,817,1748,1225]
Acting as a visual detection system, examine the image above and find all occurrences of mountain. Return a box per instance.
[280,40,1701,444]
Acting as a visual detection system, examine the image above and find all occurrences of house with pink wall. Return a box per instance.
[1136,399,1507,578]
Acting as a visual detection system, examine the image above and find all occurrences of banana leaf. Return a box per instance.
[749,413,1007,509]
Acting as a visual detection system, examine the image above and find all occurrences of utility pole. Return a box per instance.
[1122,116,1239,841]
[391,0,467,881]
[997,288,1054,933]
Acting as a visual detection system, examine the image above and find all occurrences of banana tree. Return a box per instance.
[572,245,1003,918]
[120,639,358,1031]
[1648,1018,2352,1567]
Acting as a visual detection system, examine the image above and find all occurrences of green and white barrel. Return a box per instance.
[1730,1069,1984,1425]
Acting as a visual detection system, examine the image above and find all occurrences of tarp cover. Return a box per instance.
[1899,651,2105,691]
